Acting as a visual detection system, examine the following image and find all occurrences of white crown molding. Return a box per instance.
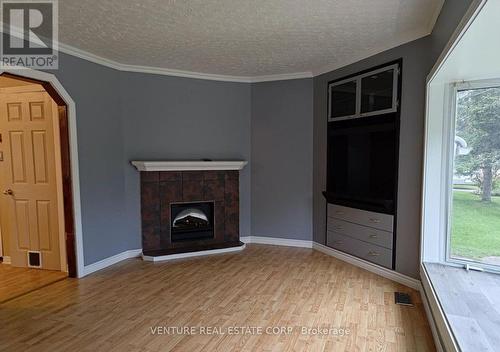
[249,72,313,83]
[61,31,431,82]
[131,160,248,172]
[2,7,443,84]
[312,28,431,77]
[82,249,142,277]
[58,42,312,83]
[57,42,124,71]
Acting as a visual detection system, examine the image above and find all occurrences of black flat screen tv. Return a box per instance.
[325,115,397,214]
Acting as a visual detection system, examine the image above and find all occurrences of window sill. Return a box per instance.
[424,262,500,352]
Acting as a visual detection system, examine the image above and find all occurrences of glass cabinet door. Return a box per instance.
[329,80,357,119]
[360,68,396,115]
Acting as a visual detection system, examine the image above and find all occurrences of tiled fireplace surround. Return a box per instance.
[140,170,242,256]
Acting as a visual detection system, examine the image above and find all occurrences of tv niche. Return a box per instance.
[323,59,401,270]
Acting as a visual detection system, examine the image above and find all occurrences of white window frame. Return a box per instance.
[327,63,399,122]
[444,78,500,273]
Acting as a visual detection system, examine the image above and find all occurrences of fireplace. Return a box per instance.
[171,202,214,242]
[132,160,247,259]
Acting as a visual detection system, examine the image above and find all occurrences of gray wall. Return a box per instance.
[51,53,130,265]
[312,0,473,278]
[120,73,252,248]
[42,53,251,266]
[251,79,313,240]
[32,0,469,269]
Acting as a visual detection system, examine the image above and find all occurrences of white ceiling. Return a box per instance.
[59,0,444,80]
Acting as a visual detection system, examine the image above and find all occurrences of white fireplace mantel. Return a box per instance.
[131,160,248,172]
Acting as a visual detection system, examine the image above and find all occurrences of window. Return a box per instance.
[448,82,500,270]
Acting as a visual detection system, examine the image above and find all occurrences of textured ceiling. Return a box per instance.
[59,0,443,78]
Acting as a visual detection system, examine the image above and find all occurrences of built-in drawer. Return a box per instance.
[327,204,394,232]
[327,218,393,249]
[326,231,393,269]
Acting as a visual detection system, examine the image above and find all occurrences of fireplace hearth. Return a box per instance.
[171,202,214,242]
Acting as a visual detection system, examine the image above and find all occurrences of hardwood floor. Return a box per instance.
[0,245,435,351]
[0,263,67,304]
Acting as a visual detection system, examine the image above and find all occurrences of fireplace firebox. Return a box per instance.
[170,202,214,242]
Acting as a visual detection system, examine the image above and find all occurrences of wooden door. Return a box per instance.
[0,91,61,270]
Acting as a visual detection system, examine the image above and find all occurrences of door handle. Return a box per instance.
[3,189,13,196]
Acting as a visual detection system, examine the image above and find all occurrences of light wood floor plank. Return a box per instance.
[0,264,67,303]
[0,245,435,351]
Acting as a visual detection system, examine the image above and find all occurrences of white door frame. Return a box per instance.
[0,67,85,277]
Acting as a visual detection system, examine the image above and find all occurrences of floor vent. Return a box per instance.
[28,251,42,268]
[395,292,413,307]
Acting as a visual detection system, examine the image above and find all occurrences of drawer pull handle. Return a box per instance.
[368,251,380,257]
[369,218,381,223]
[369,234,378,239]
[333,240,344,245]
[336,211,345,215]
[334,226,343,231]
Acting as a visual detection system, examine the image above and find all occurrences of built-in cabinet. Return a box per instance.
[328,63,399,122]
[326,204,394,269]
[325,60,401,270]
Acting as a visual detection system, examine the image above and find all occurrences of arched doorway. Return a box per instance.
[0,70,82,278]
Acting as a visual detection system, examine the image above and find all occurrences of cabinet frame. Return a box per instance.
[328,62,400,122]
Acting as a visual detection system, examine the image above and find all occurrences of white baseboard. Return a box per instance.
[79,240,420,292]
[142,244,246,262]
[80,236,308,275]
[2,256,11,265]
[315,241,442,352]
[313,242,440,345]
[241,236,313,248]
[82,249,142,277]
[312,242,421,290]
[241,237,420,290]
